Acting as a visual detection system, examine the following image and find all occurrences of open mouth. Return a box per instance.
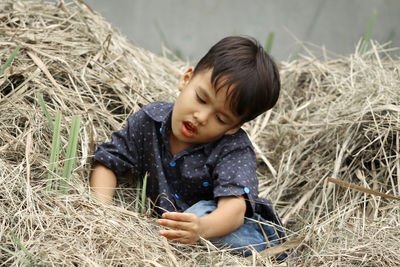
[181,121,198,137]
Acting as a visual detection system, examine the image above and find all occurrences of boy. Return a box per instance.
[90,36,286,259]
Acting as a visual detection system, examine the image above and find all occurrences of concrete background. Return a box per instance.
[83,0,400,62]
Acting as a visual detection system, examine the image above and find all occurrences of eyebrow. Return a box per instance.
[197,86,235,122]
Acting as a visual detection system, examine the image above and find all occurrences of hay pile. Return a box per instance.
[254,43,400,265]
[0,0,399,265]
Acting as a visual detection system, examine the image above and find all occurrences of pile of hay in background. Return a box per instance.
[0,0,399,265]
[256,42,400,265]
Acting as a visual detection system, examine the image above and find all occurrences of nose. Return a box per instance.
[193,108,211,125]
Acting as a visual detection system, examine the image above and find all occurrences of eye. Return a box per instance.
[196,93,206,104]
[216,115,226,124]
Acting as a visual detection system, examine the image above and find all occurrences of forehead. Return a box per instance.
[193,69,230,101]
[193,69,233,97]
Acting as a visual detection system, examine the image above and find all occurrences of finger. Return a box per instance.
[162,212,197,222]
[159,229,191,243]
[159,229,185,238]
[157,218,191,231]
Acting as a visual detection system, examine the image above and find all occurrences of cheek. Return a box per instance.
[204,125,228,138]
[173,98,186,114]
[176,95,191,110]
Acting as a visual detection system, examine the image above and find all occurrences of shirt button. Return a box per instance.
[243,187,250,194]
[170,161,176,167]
[202,181,209,187]
[174,193,180,199]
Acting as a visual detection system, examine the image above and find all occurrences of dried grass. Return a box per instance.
[252,40,400,265]
[1,0,399,266]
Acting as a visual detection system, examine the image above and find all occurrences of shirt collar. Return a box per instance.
[143,102,174,123]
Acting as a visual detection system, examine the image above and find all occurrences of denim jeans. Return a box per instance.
[185,200,287,260]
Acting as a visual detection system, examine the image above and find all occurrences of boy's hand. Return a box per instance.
[157,196,246,245]
[157,212,203,244]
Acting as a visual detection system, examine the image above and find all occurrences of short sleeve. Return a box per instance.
[212,146,259,217]
[93,110,146,176]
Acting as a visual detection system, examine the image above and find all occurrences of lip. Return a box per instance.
[181,121,198,137]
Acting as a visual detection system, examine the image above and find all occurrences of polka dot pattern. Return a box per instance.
[93,102,263,216]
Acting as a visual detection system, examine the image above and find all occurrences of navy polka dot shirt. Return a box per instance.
[94,102,279,221]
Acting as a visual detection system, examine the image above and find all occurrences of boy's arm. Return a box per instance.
[157,196,246,244]
[90,163,117,205]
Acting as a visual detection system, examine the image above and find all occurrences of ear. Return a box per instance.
[224,124,242,135]
[178,67,194,91]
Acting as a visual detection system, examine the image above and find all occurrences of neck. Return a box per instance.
[169,133,191,155]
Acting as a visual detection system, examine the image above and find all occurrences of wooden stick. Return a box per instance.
[328,177,400,201]
[256,236,304,258]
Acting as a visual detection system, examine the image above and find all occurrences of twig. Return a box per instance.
[328,177,400,201]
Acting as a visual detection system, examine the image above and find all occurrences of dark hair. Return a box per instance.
[193,36,280,123]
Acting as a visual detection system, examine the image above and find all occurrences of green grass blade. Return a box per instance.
[9,230,37,266]
[135,180,141,212]
[360,10,376,54]
[140,173,148,214]
[386,30,395,44]
[47,112,62,191]
[36,93,54,131]
[385,30,395,51]
[61,116,81,193]
[0,45,20,76]
[264,32,275,54]
[0,246,31,266]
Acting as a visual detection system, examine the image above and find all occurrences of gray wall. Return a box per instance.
[84,0,400,62]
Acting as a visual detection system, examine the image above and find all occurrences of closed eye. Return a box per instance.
[216,114,226,124]
[196,93,206,104]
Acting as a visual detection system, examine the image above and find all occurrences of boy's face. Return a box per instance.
[170,67,243,151]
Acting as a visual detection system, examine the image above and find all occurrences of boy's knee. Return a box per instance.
[209,216,285,257]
